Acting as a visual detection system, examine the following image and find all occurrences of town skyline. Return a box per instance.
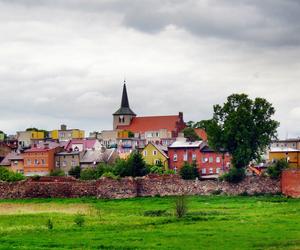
[1,1,300,138]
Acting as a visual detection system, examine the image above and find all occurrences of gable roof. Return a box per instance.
[144,143,169,159]
[194,128,208,141]
[0,152,23,166]
[65,139,99,151]
[80,148,116,164]
[117,115,184,133]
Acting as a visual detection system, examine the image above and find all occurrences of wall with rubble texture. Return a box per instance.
[0,175,281,199]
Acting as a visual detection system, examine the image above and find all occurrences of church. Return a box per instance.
[101,82,186,152]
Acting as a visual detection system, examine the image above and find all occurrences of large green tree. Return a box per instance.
[182,127,201,142]
[206,94,279,169]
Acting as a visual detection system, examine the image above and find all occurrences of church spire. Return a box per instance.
[113,81,136,116]
[121,81,130,108]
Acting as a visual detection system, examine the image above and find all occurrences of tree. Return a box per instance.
[179,162,199,180]
[182,127,201,142]
[267,159,288,179]
[206,94,279,175]
[127,151,149,177]
[68,166,81,179]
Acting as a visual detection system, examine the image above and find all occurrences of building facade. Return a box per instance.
[141,142,169,169]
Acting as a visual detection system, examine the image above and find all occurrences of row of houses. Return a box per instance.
[1,139,117,176]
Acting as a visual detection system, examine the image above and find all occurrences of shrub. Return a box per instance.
[49,169,65,177]
[221,167,245,183]
[46,219,53,230]
[267,159,288,180]
[74,213,85,227]
[101,171,118,179]
[175,195,188,218]
[68,166,81,179]
[164,169,176,175]
[0,167,25,182]
[80,168,97,180]
[149,165,164,174]
[179,163,199,180]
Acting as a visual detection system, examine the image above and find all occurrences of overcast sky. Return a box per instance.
[1,0,300,138]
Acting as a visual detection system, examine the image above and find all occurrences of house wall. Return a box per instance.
[168,148,231,175]
[282,169,300,197]
[269,151,300,167]
[23,149,57,176]
[141,144,168,169]
[10,160,24,174]
[55,154,81,174]
[113,114,134,130]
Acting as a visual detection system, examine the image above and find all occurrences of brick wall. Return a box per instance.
[281,169,300,198]
[0,175,280,199]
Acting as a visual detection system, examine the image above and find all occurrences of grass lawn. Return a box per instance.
[0,195,299,249]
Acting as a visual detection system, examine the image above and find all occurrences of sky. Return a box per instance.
[0,0,300,138]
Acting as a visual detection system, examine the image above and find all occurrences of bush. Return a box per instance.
[80,164,115,180]
[164,169,176,175]
[179,163,199,180]
[101,171,118,179]
[49,169,65,177]
[175,195,188,218]
[46,218,53,230]
[144,209,168,217]
[149,165,164,174]
[68,166,81,179]
[74,213,85,227]
[267,159,288,179]
[80,168,98,180]
[220,167,245,183]
[0,167,25,182]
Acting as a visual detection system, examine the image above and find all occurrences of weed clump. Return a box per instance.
[175,195,188,218]
[74,213,85,227]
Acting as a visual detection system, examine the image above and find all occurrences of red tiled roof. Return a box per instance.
[194,128,208,141]
[117,115,183,133]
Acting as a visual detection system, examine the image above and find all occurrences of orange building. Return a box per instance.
[23,144,62,176]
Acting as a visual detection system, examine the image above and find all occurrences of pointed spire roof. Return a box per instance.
[113,81,136,116]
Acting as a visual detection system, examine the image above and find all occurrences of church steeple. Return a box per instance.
[113,81,136,116]
[121,81,130,108]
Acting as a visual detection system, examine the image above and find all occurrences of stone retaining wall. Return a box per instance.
[0,175,280,199]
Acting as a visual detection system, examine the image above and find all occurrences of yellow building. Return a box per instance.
[50,125,85,141]
[141,142,169,169]
[269,148,300,168]
[31,131,45,140]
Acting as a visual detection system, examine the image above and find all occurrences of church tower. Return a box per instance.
[113,82,136,130]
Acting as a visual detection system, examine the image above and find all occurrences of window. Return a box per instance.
[41,159,46,165]
[143,150,147,156]
[34,159,39,165]
[155,132,159,137]
[56,161,59,167]
[154,159,160,165]
[27,159,31,165]
[202,168,206,174]
[14,161,18,166]
[192,154,196,161]
[62,161,67,167]
[183,153,188,161]
[71,160,76,167]
[209,168,213,174]
[202,157,206,163]
[209,157,213,163]
[153,150,157,156]
[216,157,221,163]
[173,154,178,161]
[216,168,220,174]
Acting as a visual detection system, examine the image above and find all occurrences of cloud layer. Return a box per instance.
[0,0,300,138]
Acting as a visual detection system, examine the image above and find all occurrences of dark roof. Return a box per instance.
[113,83,136,116]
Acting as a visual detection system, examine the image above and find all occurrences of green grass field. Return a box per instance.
[0,195,299,250]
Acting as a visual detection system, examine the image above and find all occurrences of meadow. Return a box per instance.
[0,195,299,250]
